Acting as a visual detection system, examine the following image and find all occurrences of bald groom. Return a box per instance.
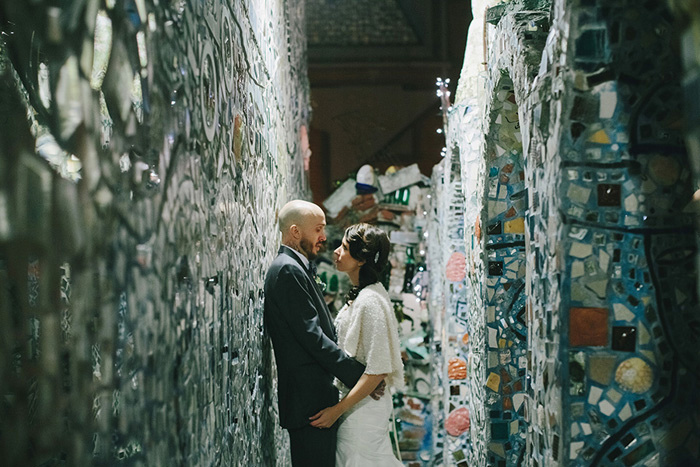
[264,200,365,466]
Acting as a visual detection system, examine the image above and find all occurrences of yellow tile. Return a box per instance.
[510,420,519,434]
[504,217,525,234]
[486,372,501,392]
[589,129,611,144]
[488,442,506,457]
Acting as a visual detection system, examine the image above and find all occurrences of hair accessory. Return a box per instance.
[374,251,380,263]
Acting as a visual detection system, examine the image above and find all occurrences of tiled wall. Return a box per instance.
[431,5,549,466]
[427,160,450,464]
[540,1,699,465]
[0,1,308,465]
[672,0,700,359]
[431,148,472,464]
[435,0,700,465]
[482,76,529,465]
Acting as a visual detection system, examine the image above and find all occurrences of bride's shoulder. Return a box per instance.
[356,283,389,306]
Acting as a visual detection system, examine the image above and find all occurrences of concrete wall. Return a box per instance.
[0,1,308,465]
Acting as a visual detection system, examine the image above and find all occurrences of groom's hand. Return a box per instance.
[310,405,343,429]
[369,380,385,400]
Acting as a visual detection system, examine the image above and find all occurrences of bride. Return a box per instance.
[310,223,404,466]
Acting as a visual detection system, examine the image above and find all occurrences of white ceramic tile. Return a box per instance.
[588,385,603,405]
[599,399,615,416]
[570,241,593,259]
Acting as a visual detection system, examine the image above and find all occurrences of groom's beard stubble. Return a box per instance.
[300,237,317,261]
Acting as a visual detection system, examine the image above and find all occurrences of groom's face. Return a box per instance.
[298,212,327,260]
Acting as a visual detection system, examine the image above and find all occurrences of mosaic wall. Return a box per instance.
[427,161,449,465]
[430,148,472,465]
[442,98,488,467]
[0,0,309,465]
[671,0,700,310]
[431,5,549,466]
[436,0,700,465]
[547,1,700,465]
[482,77,528,466]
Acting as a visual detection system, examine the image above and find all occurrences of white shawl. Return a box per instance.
[335,283,405,391]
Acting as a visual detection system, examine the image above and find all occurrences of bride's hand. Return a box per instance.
[369,379,385,400]
[309,405,343,428]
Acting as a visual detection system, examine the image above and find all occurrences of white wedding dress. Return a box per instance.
[334,283,405,467]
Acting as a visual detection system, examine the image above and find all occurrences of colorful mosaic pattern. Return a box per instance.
[427,164,449,464]
[557,2,700,465]
[482,80,528,466]
[439,0,700,465]
[0,1,308,465]
[442,154,472,463]
[435,7,549,465]
[675,0,700,315]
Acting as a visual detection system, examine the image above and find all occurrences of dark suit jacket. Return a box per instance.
[264,246,365,429]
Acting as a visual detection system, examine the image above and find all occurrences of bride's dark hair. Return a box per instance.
[344,223,391,303]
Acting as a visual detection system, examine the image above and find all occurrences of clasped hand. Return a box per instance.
[309,380,386,428]
[309,405,343,428]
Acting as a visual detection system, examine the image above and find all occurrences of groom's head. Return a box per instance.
[279,200,327,260]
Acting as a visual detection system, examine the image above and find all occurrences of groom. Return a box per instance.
[264,200,375,466]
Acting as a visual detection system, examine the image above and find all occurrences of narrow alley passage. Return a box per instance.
[1,1,699,466]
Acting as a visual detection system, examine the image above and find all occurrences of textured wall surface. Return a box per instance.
[434,5,549,466]
[532,1,700,465]
[671,0,700,314]
[0,1,308,465]
[429,147,470,464]
[481,75,529,466]
[436,0,700,465]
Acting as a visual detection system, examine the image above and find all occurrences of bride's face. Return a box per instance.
[333,238,364,275]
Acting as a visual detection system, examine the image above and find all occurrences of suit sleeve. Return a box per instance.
[273,265,365,388]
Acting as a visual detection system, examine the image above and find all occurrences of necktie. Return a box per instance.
[308,261,317,278]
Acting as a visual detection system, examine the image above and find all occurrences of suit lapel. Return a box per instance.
[306,274,337,340]
[279,245,311,274]
[278,246,337,340]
